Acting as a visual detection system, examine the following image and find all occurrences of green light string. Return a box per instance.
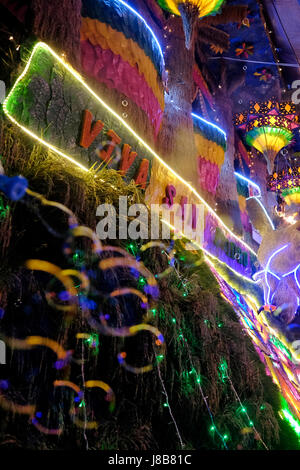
[84,333,100,356]
[184,346,229,449]
[218,358,228,384]
[279,397,300,439]
[170,262,269,449]
[129,240,228,448]
[123,241,185,448]
[156,363,185,449]
[0,195,9,219]
[222,367,269,450]
[125,238,267,449]
[81,330,89,451]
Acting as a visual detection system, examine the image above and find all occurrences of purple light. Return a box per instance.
[265,244,289,304]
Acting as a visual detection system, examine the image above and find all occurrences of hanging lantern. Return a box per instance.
[245,126,293,174]
[267,165,300,205]
[235,99,299,174]
[157,0,226,49]
[282,187,300,205]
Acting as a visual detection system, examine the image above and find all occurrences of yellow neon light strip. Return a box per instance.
[161,218,258,284]
[3,42,257,258]
[203,251,258,285]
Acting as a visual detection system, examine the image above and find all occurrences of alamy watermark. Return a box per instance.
[291,80,300,104]
[0,80,6,104]
[96,196,205,250]
[0,340,6,365]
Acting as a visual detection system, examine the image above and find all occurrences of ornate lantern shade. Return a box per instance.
[282,187,300,205]
[268,166,300,205]
[245,126,293,174]
[157,0,226,48]
[235,100,299,174]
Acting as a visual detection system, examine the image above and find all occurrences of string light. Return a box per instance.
[212,263,300,422]
[234,172,261,196]
[4,42,258,263]
[191,112,227,140]
[246,196,275,230]
[116,0,165,66]
[264,244,289,304]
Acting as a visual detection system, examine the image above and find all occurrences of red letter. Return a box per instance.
[135,159,149,190]
[120,144,137,175]
[80,110,104,148]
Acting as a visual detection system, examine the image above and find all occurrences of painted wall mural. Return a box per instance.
[4,41,259,281]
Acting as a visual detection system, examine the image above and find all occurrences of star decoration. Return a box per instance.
[235,42,254,59]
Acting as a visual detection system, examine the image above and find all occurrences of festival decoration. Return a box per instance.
[193,64,214,108]
[4,42,259,278]
[3,42,154,187]
[81,0,166,135]
[210,264,300,421]
[282,187,300,205]
[157,0,226,49]
[210,44,225,54]
[197,156,220,194]
[192,112,226,195]
[253,67,273,83]
[237,17,251,29]
[234,177,253,233]
[2,0,300,451]
[235,99,299,174]
[235,42,254,59]
[268,166,300,205]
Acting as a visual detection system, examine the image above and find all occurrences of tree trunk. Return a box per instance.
[157,16,199,189]
[31,0,82,67]
[214,92,243,234]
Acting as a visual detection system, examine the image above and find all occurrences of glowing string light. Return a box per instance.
[116,0,165,66]
[234,172,261,197]
[247,196,275,230]
[265,244,289,304]
[161,218,259,285]
[117,324,165,374]
[191,112,227,140]
[70,380,115,429]
[3,42,257,260]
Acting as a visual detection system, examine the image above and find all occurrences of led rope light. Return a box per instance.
[191,112,227,140]
[234,172,261,197]
[265,244,289,304]
[246,196,275,231]
[117,0,165,66]
[294,270,300,292]
[3,42,258,260]
[235,173,275,230]
[283,264,300,278]
[160,218,259,284]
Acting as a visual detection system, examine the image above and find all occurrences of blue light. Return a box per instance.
[235,172,261,196]
[282,264,300,278]
[265,244,289,304]
[252,269,265,280]
[294,270,300,292]
[253,268,280,281]
[191,113,227,140]
[270,271,281,281]
[117,0,165,66]
[251,196,275,230]
[270,291,276,304]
